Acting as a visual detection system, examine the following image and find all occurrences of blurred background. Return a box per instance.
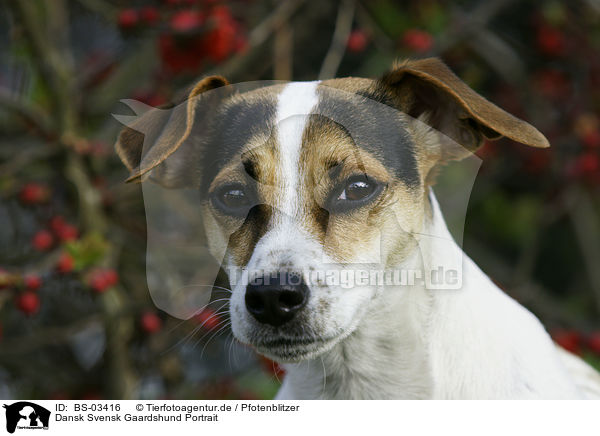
[0,0,599,400]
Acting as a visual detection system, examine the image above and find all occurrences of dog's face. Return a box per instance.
[116,58,548,362]
[202,80,428,362]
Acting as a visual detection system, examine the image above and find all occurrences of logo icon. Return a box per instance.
[3,402,50,434]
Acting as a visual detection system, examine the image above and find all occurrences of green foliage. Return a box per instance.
[63,233,109,271]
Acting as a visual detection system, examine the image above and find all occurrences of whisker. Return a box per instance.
[272,359,283,384]
[161,305,230,355]
[174,284,233,293]
[198,321,232,358]
[189,309,231,346]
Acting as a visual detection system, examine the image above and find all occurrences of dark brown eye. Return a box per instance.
[212,184,253,216]
[222,188,247,207]
[328,175,382,213]
[338,179,376,202]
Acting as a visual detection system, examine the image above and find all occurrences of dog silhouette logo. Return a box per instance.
[2,402,50,433]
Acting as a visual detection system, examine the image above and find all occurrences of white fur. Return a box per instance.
[273,192,600,399]
[274,81,320,217]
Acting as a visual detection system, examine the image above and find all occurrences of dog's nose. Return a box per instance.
[245,272,309,327]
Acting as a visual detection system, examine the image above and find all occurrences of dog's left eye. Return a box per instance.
[328,175,381,212]
[211,184,254,217]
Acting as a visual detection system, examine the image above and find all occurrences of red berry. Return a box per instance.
[202,6,238,62]
[194,308,221,331]
[140,6,160,25]
[87,268,118,293]
[140,311,163,334]
[118,8,139,29]
[90,275,108,293]
[88,270,108,293]
[49,216,78,241]
[32,230,54,251]
[56,223,79,242]
[347,30,368,53]
[402,29,434,53]
[582,130,600,149]
[56,253,74,274]
[50,216,66,233]
[103,269,119,287]
[588,332,600,355]
[204,25,236,62]
[536,25,565,57]
[24,274,42,291]
[16,291,41,316]
[19,183,50,205]
[552,329,581,354]
[158,33,204,73]
[170,10,203,32]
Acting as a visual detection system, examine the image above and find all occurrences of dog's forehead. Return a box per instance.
[206,78,419,186]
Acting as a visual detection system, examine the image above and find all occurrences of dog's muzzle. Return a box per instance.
[244,272,309,327]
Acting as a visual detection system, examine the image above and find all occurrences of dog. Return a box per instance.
[115,57,600,399]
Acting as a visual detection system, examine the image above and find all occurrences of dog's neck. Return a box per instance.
[278,191,452,399]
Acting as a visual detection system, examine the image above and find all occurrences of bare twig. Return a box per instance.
[72,0,117,22]
[0,141,60,178]
[9,0,78,134]
[273,21,294,80]
[65,153,107,233]
[0,87,55,138]
[318,0,355,80]
[434,0,519,55]
[354,1,394,52]
[466,28,525,83]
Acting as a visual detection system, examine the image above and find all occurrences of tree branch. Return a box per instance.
[318,0,355,80]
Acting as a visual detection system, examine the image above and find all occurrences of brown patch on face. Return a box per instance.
[200,85,285,268]
[299,113,422,265]
[320,76,455,224]
[206,131,281,267]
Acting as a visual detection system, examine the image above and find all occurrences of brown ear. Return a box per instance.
[114,75,230,183]
[379,58,549,158]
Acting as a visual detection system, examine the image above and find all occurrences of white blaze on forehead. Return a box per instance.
[275,81,320,216]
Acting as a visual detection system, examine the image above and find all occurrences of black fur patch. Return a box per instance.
[311,87,420,188]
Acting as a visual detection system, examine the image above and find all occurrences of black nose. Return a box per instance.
[245,272,309,327]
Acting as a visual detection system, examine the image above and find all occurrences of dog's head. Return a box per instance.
[115,58,548,362]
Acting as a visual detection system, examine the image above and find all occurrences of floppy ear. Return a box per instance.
[379,58,549,162]
[114,75,230,185]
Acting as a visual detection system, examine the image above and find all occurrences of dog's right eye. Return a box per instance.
[211,184,253,216]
